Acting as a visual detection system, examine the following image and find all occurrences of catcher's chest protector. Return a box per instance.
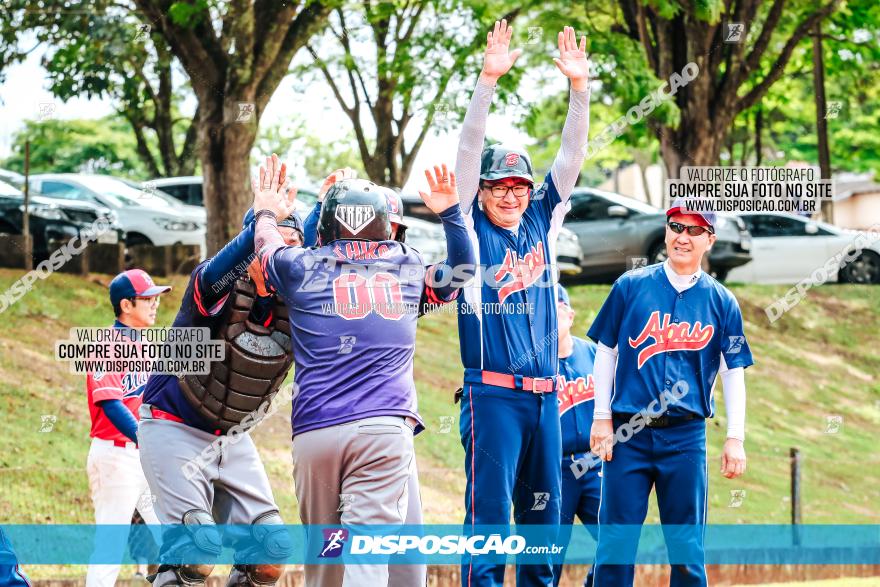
[179,278,294,432]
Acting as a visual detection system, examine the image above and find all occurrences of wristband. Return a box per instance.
[255,209,276,221]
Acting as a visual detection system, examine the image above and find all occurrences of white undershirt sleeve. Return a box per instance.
[593,342,617,420]
[719,354,746,441]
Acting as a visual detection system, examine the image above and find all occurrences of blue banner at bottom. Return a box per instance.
[1,525,879,565]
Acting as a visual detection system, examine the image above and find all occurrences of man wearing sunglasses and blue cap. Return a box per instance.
[587,198,753,587]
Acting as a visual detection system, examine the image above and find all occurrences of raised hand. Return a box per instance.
[252,153,297,221]
[317,167,356,202]
[479,19,522,85]
[553,26,590,92]
[418,164,459,215]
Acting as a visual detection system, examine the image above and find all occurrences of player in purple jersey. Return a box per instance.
[253,162,474,587]
[454,20,590,587]
[588,200,753,587]
[138,156,300,587]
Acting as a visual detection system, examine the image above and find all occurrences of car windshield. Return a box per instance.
[596,191,662,214]
[0,179,21,197]
[77,175,181,208]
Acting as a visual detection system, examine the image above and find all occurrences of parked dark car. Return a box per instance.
[1,179,124,239]
[563,188,752,282]
[0,180,117,262]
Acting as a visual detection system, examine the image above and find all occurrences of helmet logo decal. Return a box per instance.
[386,193,400,215]
[335,205,376,235]
[504,153,520,167]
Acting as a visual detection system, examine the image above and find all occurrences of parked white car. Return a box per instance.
[726,212,880,284]
[148,175,320,211]
[28,174,206,252]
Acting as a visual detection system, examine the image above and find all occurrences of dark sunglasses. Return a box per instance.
[667,221,714,236]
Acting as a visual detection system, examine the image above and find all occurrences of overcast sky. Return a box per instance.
[0,34,556,193]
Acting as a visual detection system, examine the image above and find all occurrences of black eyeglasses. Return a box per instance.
[129,296,161,307]
[482,183,531,198]
[667,221,714,236]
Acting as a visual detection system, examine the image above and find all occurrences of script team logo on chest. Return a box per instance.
[493,242,546,303]
[557,374,595,415]
[628,311,714,369]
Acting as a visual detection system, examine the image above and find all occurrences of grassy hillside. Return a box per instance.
[0,269,878,578]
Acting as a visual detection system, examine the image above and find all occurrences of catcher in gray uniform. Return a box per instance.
[139,158,300,587]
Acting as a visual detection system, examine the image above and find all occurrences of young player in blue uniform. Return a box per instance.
[139,156,302,587]
[253,163,474,587]
[553,285,599,587]
[588,200,753,587]
[454,20,590,586]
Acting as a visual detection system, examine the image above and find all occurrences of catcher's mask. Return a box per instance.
[479,143,535,186]
[318,179,392,244]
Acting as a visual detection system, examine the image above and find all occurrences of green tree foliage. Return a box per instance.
[726,0,880,172]
[0,1,198,178]
[300,0,541,188]
[2,117,152,179]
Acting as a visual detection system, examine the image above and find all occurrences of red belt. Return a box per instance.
[150,408,184,423]
[481,370,556,393]
[112,439,136,448]
[150,407,221,436]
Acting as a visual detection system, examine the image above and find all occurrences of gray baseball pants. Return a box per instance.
[138,404,283,560]
[292,415,427,587]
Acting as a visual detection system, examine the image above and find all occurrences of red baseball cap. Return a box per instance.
[109,269,172,306]
[666,197,716,228]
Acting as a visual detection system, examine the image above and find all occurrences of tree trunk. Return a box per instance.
[812,23,833,223]
[632,149,655,206]
[199,98,258,254]
[659,119,726,180]
[755,106,763,166]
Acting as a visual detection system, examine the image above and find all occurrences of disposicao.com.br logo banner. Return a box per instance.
[2,525,879,565]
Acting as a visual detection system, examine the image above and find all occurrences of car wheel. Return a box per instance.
[840,250,880,284]
[648,241,667,265]
[125,232,153,247]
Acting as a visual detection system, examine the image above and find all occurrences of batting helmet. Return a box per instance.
[381,187,408,243]
[480,144,534,185]
[318,179,392,244]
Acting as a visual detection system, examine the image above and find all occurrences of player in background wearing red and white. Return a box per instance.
[85,269,170,587]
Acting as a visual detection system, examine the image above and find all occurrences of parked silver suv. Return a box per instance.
[564,188,752,282]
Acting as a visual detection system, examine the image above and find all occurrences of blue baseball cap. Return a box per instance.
[556,284,571,306]
[109,269,171,306]
[666,197,716,228]
[278,212,304,233]
[242,208,303,234]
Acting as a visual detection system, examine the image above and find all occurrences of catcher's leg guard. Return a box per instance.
[224,564,284,586]
[149,564,215,586]
[149,509,222,586]
[226,511,292,586]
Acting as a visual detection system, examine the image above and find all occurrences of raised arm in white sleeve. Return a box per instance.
[455,80,496,214]
[719,354,746,441]
[549,87,590,203]
[592,342,617,419]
